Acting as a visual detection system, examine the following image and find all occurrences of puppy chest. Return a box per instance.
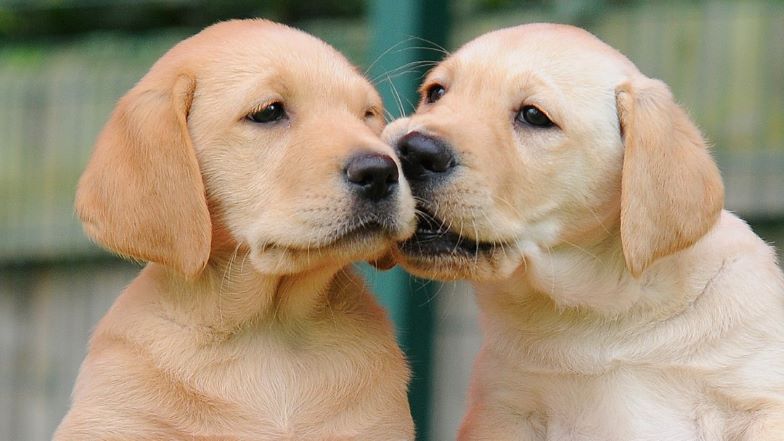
[501,369,735,441]
[206,330,409,429]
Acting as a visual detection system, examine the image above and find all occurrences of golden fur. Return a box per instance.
[56,20,416,440]
[385,23,784,440]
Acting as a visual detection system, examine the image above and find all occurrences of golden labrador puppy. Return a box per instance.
[384,23,784,440]
[55,19,416,440]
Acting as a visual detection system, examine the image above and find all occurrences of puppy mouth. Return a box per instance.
[398,208,495,256]
[328,220,395,247]
[265,217,407,254]
[249,214,414,275]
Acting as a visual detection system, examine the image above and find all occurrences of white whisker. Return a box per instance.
[561,238,599,260]
[386,77,406,118]
[586,205,612,236]
[364,37,422,75]
[546,244,556,295]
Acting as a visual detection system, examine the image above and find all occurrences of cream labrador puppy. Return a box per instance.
[384,23,784,440]
[55,19,416,440]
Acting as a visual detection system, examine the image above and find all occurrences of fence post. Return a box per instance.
[365,1,450,440]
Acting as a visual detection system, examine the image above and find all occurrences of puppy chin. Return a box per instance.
[249,238,392,275]
[249,247,316,275]
[392,247,524,283]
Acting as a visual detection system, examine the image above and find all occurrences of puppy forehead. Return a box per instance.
[443,23,637,90]
[189,20,379,105]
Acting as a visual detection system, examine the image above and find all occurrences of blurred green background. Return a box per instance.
[0,1,782,440]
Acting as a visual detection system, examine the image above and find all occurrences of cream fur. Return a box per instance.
[56,20,416,440]
[384,23,784,440]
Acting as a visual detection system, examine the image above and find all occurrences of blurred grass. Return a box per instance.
[1,1,783,262]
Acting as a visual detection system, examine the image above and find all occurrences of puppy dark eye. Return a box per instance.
[248,102,286,123]
[517,105,553,127]
[425,84,446,104]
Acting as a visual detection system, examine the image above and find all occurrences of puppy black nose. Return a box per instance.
[345,153,399,201]
[397,131,456,180]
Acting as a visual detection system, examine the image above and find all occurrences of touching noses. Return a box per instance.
[396,131,456,181]
[344,153,399,202]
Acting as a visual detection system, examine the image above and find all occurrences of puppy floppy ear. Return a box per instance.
[616,78,724,277]
[75,73,211,278]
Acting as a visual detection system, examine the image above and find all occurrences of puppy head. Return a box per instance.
[384,23,723,281]
[76,20,416,278]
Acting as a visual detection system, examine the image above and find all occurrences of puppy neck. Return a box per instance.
[491,225,708,320]
[148,250,347,333]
